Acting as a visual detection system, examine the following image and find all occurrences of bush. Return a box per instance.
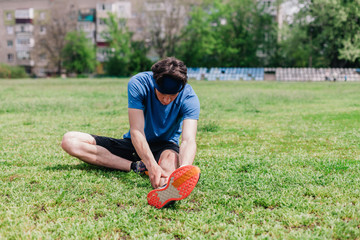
[62,31,96,75]
[0,64,28,79]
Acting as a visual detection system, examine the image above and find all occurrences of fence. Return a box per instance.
[188,68,264,81]
[188,67,360,82]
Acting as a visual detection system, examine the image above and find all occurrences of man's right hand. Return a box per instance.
[128,108,169,188]
[148,164,168,189]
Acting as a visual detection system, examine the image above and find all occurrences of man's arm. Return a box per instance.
[128,108,167,188]
[179,119,198,166]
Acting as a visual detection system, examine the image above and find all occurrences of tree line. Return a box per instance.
[39,0,360,77]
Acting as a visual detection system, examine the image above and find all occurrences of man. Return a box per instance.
[61,57,200,209]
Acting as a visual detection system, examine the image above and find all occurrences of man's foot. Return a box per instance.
[147,165,200,209]
[132,161,148,174]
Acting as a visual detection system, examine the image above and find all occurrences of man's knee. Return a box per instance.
[161,149,177,158]
[61,131,80,154]
[159,150,179,167]
[61,131,96,158]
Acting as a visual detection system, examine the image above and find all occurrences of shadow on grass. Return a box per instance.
[44,163,151,187]
[44,163,184,210]
[44,162,122,172]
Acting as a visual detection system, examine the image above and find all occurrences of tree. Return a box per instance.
[103,13,132,76]
[175,4,217,67]
[177,0,277,67]
[128,41,153,75]
[276,22,313,67]
[34,6,77,75]
[339,35,360,63]
[217,0,277,67]
[278,0,360,67]
[62,31,96,74]
[103,13,152,76]
[139,0,196,59]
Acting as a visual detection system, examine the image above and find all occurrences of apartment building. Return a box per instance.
[0,0,140,76]
[1,6,37,73]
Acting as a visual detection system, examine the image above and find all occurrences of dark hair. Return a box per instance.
[151,57,188,88]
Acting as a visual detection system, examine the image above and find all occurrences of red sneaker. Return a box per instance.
[147,165,201,209]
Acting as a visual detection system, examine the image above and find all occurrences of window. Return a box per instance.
[118,20,126,28]
[118,5,130,18]
[6,12,12,20]
[17,38,30,45]
[17,51,30,60]
[98,3,111,11]
[40,12,45,20]
[97,48,110,56]
[38,68,46,76]
[39,53,46,60]
[78,22,90,31]
[7,40,13,47]
[146,2,165,11]
[16,38,34,47]
[7,53,14,62]
[99,18,106,25]
[7,26,14,35]
[40,26,46,34]
[16,25,34,33]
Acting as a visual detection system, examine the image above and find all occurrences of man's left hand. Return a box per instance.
[148,163,168,189]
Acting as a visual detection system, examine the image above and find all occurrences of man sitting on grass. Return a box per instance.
[61,57,201,208]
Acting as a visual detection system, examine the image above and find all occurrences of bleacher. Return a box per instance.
[276,68,360,82]
[188,68,264,81]
[187,67,208,80]
[188,67,360,81]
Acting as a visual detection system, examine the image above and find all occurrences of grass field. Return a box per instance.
[0,78,359,239]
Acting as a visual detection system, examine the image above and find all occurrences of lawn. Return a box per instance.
[0,78,359,239]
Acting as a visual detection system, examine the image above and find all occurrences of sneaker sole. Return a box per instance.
[147,165,200,209]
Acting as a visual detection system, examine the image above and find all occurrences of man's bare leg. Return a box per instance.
[157,150,179,187]
[61,131,132,171]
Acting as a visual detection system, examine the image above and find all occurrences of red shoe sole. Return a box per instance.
[147,165,201,209]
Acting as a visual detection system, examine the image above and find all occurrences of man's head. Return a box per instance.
[151,57,188,95]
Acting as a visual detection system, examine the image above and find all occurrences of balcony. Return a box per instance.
[145,2,165,11]
[96,32,109,43]
[96,47,110,62]
[116,2,132,18]
[15,24,34,33]
[15,8,34,24]
[77,22,96,32]
[15,37,35,50]
[16,50,34,66]
[96,3,114,18]
[78,9,96,22]
[17,59,34,66]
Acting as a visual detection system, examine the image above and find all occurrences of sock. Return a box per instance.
[130,162,137,172]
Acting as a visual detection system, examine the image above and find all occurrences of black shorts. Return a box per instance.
[92,135,179,163]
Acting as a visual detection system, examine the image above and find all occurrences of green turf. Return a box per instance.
[0,78,359,239]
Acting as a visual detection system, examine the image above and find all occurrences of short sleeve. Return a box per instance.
[182,94,200,120]
[128,75,146,110]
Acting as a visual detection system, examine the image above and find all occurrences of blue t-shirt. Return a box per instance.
[123,72,200,145]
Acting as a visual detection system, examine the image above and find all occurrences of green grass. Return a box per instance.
[0,78,359,239]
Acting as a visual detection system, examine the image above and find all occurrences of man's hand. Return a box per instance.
[129,108,167,188]
[147,164,168,189]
